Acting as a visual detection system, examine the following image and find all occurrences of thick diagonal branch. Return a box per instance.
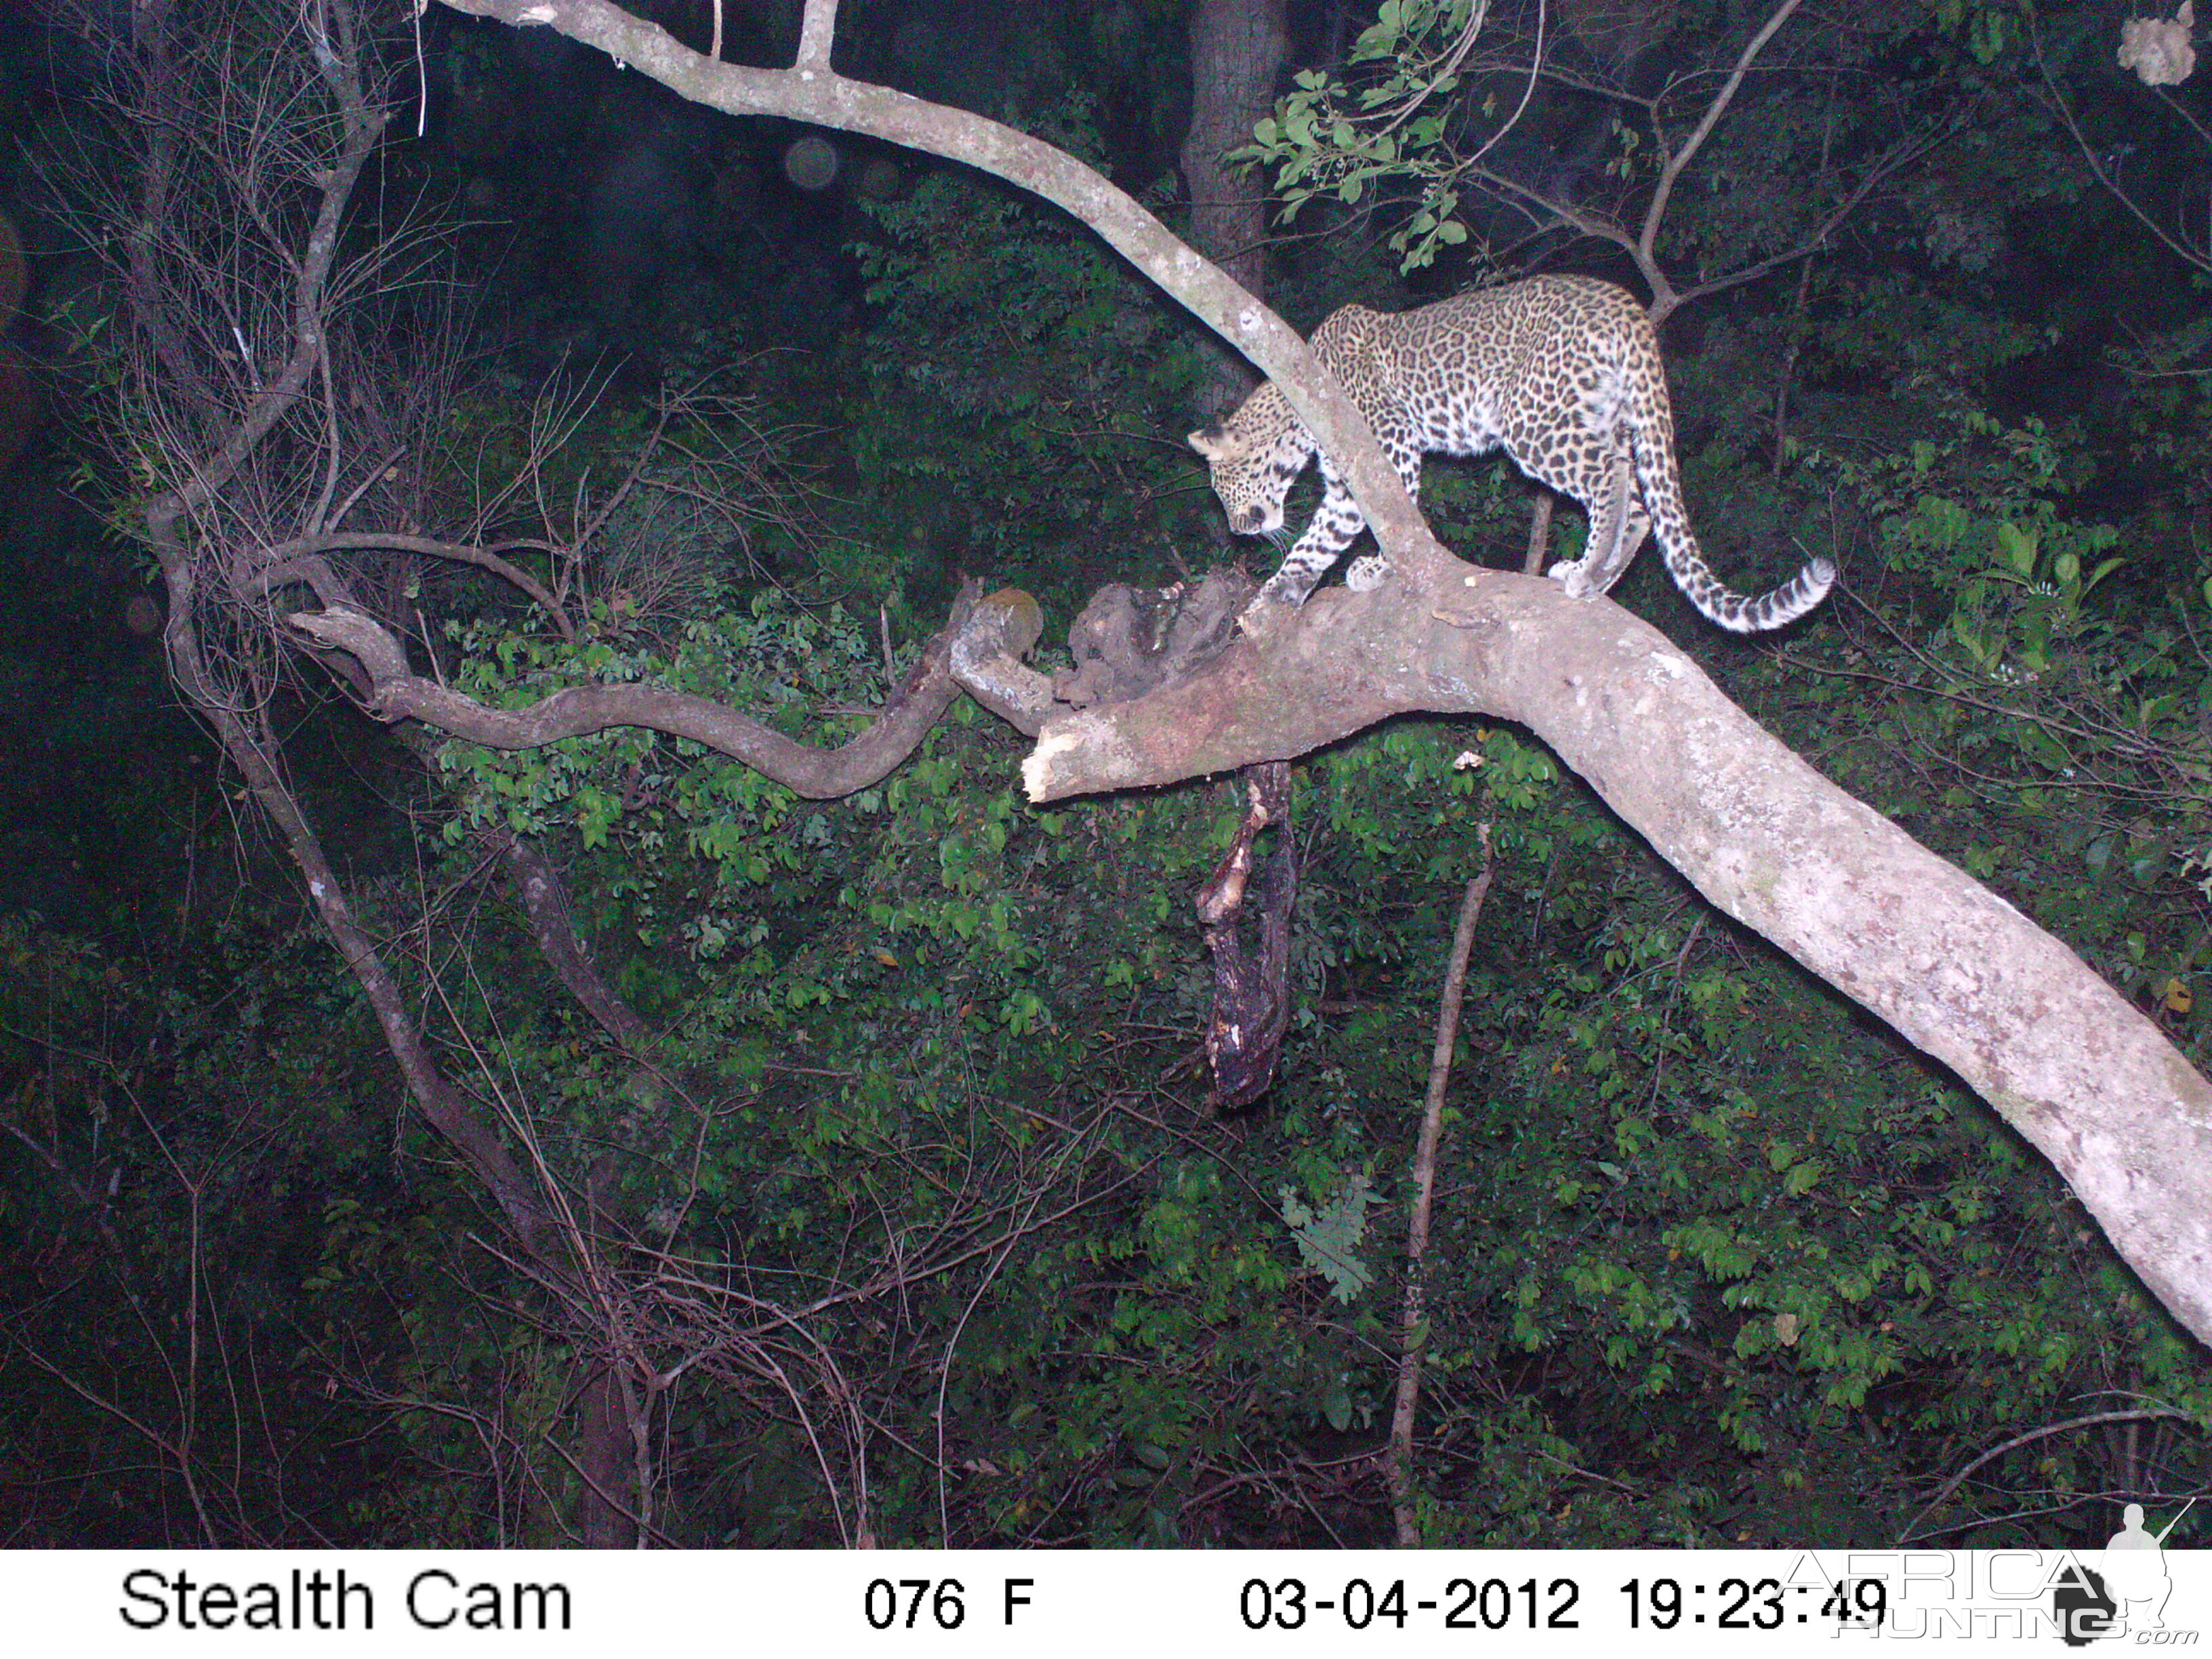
[1025,571,2212,1347]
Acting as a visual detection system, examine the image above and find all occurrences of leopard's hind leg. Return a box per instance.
[1507,417,1651,600]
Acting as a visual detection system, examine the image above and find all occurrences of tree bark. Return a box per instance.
[290,584,1035,796]
[1181,0,1287,303]
[1180,0,1288,418]
[1387,842,1495,1547]
[500,832,659,1054]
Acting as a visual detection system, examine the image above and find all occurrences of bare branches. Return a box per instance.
[60,0,651,1538]
[0,1028,333,1547]
[255,532,573,638]
[47,0,471,716]
[1637,0,1803,272]
[1252,0,1944,327]
[1657,111,1957,321]
[1903,1406,2201,1542]
[2033,23,2212,279]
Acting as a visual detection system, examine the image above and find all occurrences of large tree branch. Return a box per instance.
[433,0,1452,596]
[1025,573,2212,1346]
[287,585,1038,798]
[498,830,659,1054]
[160,567,556,1251]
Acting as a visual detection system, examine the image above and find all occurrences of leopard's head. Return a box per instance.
[1187,384,1313,542]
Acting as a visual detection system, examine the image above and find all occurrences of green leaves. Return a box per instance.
[845,168,1209,605]
[1933,0,2026,64]
[1230,0,1488,269]
[1280,1172,1377,1303]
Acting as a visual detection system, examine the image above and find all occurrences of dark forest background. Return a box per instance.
[0,0,2207,1547]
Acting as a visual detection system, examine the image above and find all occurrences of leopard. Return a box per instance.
[1187,274,1835,633]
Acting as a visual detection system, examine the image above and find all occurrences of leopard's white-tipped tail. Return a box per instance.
[1681,554,1837,634]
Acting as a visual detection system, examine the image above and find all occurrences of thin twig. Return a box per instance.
[1900,1406,2198,1542]
[1385,823,1494,1547]
[1522,490,1553,576]
[1640,0,1803,267]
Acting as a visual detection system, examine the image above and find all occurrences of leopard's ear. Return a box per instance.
[1187,424,1231,460]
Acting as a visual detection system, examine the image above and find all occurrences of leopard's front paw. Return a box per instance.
[1238,577,1296,635]
[1345,555,1391,592]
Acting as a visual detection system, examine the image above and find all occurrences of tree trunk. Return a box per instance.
[1181,0,1285,298]
[1181,0,1288,413]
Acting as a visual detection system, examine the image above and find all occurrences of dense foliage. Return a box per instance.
[0,0,2206,1547]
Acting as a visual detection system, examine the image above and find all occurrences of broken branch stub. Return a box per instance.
[1052,571,1254,710]
[1200,760,1296,1109]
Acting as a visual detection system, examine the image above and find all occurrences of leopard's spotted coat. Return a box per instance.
[1188,274,1835,632]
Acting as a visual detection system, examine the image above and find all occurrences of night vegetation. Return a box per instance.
[0,0,2207,1548]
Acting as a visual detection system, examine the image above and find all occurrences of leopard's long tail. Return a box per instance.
[1629,413,1835,633]
[1680,551,1837,634]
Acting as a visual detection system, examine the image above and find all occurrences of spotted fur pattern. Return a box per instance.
[1187,274,1835,632]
